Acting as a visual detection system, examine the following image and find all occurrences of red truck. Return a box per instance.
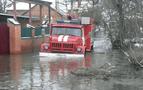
[40,17,94,57]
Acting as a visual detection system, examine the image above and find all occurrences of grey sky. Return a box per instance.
[6,0,55,10]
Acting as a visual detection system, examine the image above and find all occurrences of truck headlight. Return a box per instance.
[77,47,82,52]
[44,45,48,49]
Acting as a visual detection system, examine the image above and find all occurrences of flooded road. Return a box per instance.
[0,50,143,90]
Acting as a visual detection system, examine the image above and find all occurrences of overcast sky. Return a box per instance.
[7,0,56,10]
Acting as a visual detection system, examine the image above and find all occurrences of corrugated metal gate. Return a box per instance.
[0,23,9,54]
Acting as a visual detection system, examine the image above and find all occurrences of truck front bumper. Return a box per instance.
[39,52,84,58]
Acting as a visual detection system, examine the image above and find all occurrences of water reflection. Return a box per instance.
[0,55,22,90]
[0,56,10,75]
[0,51,143,90]
[40,54,91,77]
[39,54,92,90]
[10,55,22,81]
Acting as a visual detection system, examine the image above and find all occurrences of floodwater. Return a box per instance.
[0,50,143,90]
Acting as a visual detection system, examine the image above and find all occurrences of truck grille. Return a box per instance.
[52,43,61,48]
[63,43,74,48]
[51,43,74,52]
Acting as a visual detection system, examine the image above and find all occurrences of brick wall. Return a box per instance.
[21,36,49,53]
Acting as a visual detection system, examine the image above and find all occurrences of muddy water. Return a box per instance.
[0,50,143,90]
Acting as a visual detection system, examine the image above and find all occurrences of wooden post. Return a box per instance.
[40,5,43,24]
[13,0,17,19]
[29,3,32,24]
[55,0,58,10]
[31,28,35,52]
[48,4,51,24]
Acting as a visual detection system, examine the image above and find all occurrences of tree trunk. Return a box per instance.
[117,0,125,47]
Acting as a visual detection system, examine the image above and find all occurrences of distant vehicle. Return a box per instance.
[40,17,95,57]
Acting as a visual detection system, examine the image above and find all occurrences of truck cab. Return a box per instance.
[40,17,94,55]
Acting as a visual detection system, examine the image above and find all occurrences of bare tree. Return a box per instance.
[87,0,99,7]
[0,0,12,13]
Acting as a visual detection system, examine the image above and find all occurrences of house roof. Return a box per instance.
[15,0,52,6]
[21,4,63,17]
[0,13,38,20]
[6,3,63,17]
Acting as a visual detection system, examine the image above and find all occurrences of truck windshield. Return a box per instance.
[52,27,82,37]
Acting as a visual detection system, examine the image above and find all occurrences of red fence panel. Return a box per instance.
[0,23,9,54]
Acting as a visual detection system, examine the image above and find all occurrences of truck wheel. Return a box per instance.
[91,45,93,51]
[84,49,86,56]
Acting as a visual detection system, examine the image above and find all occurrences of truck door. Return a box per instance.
[84,25,92,51]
